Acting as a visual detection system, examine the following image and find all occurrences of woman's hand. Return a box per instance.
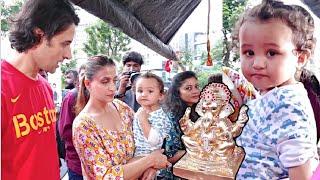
[140,168,157,180]
[168,150,186,163]
[149,149,171,169]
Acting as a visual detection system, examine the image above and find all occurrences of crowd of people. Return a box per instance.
[1,0,320,180]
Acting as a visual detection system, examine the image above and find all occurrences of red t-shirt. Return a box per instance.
[1,61,59,180]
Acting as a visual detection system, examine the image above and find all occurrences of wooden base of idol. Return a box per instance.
[173,147,244,180]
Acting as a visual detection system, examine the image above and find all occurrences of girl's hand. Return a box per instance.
[137,108,150,122]
[149,149,171,169]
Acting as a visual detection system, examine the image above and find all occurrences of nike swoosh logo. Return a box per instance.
[11,94,21,103]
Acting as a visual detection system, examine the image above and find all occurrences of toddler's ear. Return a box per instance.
[159,93,165,101]
[297,51,310,68]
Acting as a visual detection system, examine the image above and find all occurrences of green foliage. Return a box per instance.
[196,66,222,89]
[194,0,247,69]
[222,0,247,66]
[179,50,194,70]
[211,39,224,64]
[223,0,246,34]
[195,42,223,88]
[61,58,77,75]
[196,40,223,65]
[0,1,23,35]
[197,40,224,69]
[83,20,131,62]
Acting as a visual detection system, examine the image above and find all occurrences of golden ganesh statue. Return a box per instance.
[173,82,249,179]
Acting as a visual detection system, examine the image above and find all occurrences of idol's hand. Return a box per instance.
[183,107,191,120]
[232,105,249,137]
[237,105,249,126]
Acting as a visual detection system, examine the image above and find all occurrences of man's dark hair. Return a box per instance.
[122,51,144,65]
[65,69,78,80]
[9,0,80,53]
[65,69,78,90]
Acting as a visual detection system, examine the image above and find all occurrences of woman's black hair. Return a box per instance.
[164,71,199,122]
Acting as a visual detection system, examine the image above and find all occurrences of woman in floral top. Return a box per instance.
[72,55,170,179]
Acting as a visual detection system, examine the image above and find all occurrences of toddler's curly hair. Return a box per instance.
[232,0,316,57]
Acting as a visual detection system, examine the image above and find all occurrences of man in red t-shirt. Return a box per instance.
[1,0,79,179]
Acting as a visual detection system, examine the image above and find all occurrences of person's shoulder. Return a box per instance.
[36,75,54,96]
[271,83,307,101]
[1,61,16,81]
[73,113,94,129]
[1,60,9,69]
[38,74,50,86]
[266,84,313,114]
[113,99,135,120]
[64,88,78,99]
[153,107,168,117]
[165,111,177,120]
[70,88,78,94]
[1,61,24,97]
[148,108,167,121]
[113,98,132,110]
[61,90,77,107]
[300,69,320,96]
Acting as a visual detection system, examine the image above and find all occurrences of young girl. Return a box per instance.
[72,56,169,179]
[133,72,172,178]
[232,0,318,179]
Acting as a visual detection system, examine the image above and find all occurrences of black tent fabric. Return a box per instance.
[71,0,201,61]
[70,0,319,61]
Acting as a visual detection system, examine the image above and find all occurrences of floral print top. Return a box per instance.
[73,99,135,179]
